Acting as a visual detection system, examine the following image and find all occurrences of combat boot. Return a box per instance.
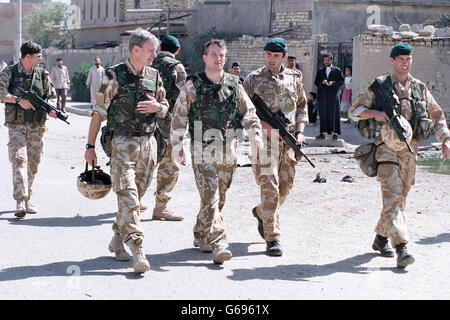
[15,200,26,219]
[152,207,184,221]
[266,241,283,256]
[213,243,232,265]
[372,234,395,257]
[25,200,37,214]
[129,244,150,274]
[108,233,131,261]
[396,243,415,268]
[139,202,148,211]
[194,238,212,253]
[252,207,265,240]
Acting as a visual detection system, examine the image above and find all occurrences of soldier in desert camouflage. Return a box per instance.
[0,41,57,219]
[84,28,169,274]
[170,39,263,265]
[243,38,308,257]
[149,34,186,222]
[349,43,450,268]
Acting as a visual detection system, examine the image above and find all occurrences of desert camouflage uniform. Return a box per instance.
[243,65,308,242]
[151,51,187,210]
[0,62,56,203]
[93,59,168,247]
[350,73,450,247]
[170,73,262,249]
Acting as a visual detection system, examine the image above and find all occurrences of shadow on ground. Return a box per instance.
[416,233,450,245]
[0,212,116,227]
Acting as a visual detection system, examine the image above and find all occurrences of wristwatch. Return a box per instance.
[86,144,95,150]
[15,96,21,104]
[294,130,304,136]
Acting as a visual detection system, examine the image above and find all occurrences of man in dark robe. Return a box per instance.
[314,54,344,139]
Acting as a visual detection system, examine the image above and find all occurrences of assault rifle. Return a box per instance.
[17,87,70,124]
[251,93,315,168]
[369,79,412,153]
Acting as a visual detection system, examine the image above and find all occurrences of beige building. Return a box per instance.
[0,1,47,63]
[71,0,193,49]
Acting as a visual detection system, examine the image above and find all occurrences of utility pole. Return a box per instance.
[16,0,23,62]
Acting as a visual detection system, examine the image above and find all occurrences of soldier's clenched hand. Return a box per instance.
[252,134,264,154]
[174,148,186,166]
[18,98,35,111]
[137,94,161,114]
[442,139,450,161]
[85,149,98,167]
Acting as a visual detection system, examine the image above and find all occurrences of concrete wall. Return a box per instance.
[41,46,124,81]
[352,34,450,119]
[0,2,37,62]
[313,1,450,42]
[225,35,316,94]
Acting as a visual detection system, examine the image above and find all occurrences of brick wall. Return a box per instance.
[272,11,312,40]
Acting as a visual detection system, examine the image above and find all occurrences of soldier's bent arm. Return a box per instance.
[0,67,14,102]
[349,88,377,122]
[170,81,194,150]
[295,73,309,126]
[423,88,450,142]
[236,84,262,134]
[174,63,187,90]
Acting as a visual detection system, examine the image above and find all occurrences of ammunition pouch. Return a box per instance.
[411,100,433,141]
[100,126,114,157]
[357,118,383,140]
[354,138,384,177]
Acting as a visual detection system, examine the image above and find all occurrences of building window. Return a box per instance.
[106,0,109,18]
[98,0,101,19]
[134,0,141,9]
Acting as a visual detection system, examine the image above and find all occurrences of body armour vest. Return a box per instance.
[187,72,242,144]
[5,63,47,125]
[151,55,180,113]
[106,63,158,136]
[357,73,433,141]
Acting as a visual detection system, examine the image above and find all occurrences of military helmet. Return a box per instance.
[381,115,413,152]
[77,163,112,200]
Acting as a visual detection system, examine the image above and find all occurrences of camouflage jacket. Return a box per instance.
[170,72,262,149]
[0,62,56,125]
[151,51,186,113]
[350,73,450,143]
[92,59,169,136]
[243,65,308,132]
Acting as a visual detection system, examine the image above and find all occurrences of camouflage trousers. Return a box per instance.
[110,135,157,247]
[252,136,297,242]
[375,140,418,247]
[6,122,45,202]
[155,143,180,209]
[191,141,238,249]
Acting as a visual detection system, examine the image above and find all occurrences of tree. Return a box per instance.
[423,15,450,28]
[23,2,76,49]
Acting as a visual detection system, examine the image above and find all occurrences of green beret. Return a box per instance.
[161,35,180,48]
[390,43,412,58]
[263,38,287,53]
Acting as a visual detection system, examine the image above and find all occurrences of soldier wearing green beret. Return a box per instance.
[148,34,187,222]
[243,37,308,256]
[349,42,450,268]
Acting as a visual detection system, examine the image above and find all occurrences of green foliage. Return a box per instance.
[71,62,111,102]
[24,2,76,49]
[423,15,450,28]
[418,156,450,175]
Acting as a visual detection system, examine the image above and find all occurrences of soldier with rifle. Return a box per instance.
[349,43,450,268]
[243,38,309,257]
[0,41,60,219]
